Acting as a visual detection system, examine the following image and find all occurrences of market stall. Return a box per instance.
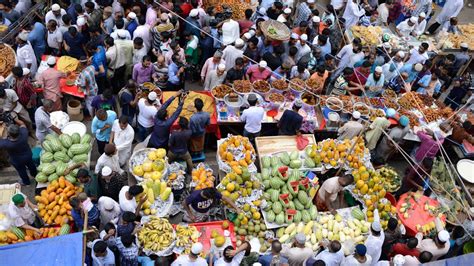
[35,55,84,98]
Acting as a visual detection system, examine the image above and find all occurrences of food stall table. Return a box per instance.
[173,220,236,255]
[162,91,220,139]
[36,55,84,98]
[396,192,446,236]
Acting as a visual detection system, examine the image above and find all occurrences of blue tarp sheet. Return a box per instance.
[425,253,474,265]
[0,232,82,266]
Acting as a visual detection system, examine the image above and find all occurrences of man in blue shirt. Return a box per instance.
[167,54,185,91]
[63,26,86,59]
[27,22,46,62]
[125,12,138,38]
[87,42,107,94]
[91,109,117,154]
[189,98,210,154]
[148,91,186,149]
[399,63,423,83]
[258,240,289,266]
[0,120,36,185]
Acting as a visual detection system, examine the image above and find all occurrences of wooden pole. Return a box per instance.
[82,210,89,265]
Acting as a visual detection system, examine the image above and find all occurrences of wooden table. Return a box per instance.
[254,134,317,167]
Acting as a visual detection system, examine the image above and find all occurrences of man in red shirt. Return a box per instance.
[180,0,193,17]
[390,238,420,259]
[245,61,271,82]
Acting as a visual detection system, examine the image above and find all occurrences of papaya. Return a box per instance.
[58,177,66,188]
[24,235,33,241]
[6,232,17,241]
[47,192,57,203]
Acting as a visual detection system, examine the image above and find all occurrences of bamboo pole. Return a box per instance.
[82,210,89,265]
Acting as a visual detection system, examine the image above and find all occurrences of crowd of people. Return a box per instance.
[0,0,473,265]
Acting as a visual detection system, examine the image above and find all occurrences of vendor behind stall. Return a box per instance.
[34,99,63,142]
[183,187,242,222]
[8,193,41,234]
[278,99,303,136]
[316,174,354,214]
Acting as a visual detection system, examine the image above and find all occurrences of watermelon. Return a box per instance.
[44,134,56,141]
[309,205,318,220]
[35,173,48,183]
[49,137,63,152]
[71,133,81,144]
[70,144,90,155]
[266,210,275,223]
[351,207,365,220]
[59,134,73,148]
[275,213,285,225]
[297,191,309,205]
[40,152,54,163]
[301,210,311,223]
[270,156,280,167]
[272,202,282,215]
[294,199,304,211]
[42,140,53,152]
[293,211,302,223]
[80,133,92,144]
[262,156,271,169]
[48,173,59,182]
[65,174,77,184]
[71,168,79,177]
[56,162,68,176]
[304,157,315,168]
[59,224,70,235]
[41,163,56,175]
[72,154,88,163]
[279,152,290,166]
[10,226,25,240]
[54,151,70,163]
[270,190,279,202]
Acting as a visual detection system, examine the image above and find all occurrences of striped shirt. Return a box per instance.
[115,237,139,266]
[294,3,312,26]
[77,65,98,97]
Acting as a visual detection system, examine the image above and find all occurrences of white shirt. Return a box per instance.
[416,233,450,260]
[295,42,311,63]
[215,251,245,266]
[0,89,22,113]
[119,186,137,213]
[414,19,427,36]
[17,42,38,76]
[331,0,345,10]
[290,66,310,80]
[133,46,148,65]
[343,254,373,265]
[44,9,67,26]
[95,153,124,175]
[98,196,121,226]
[376,4,389,25]
[382,60,404,81]
[241,106,265,133]
[277,14,288,23]
[137,98,158,128]
[222,19,240,45]
[436,0,464,24]
[314,249,345,266]
[8,195,35,227]
[222,45,244,71]
[47,29,63,49]
[133,25,151,52]
[111,120,134,166]
[281,246,314,266]
[203,70,226,91]
[396,20,415,37]
[91,239,116,266]
[343,1,366,28]
[365,231,385,264]
[406,48,429,65]
[171,255,208,266]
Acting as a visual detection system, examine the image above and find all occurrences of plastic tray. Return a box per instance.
[184,220,236,254]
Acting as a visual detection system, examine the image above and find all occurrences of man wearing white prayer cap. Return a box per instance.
[15,31,38,76]
[203,63,227,91]
[97,195,121,226]
[45,3,66,26]
[222,38,244,71]
[277,8,292,24]
[414,13,428,36]
[173,242,207,264]
[415,229,450,260]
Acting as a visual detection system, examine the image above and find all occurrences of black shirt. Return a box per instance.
[267,8,282,20]
[225,68,245,84]
[279,110,303,135]
[262,52,282,71]
[169,129,192,155]
[99,173,125,202]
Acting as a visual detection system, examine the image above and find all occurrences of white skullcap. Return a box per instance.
[460,42,469,48]
[148,91,158,101]
[235,38,244,47]
[160,13,169,21]
[397,51,405,58]
[18,31,28,41]
[259,61,267,68]
[284,8,291,14]
[419,12,426,18]
[258,7,266,15]
[243,32,252,39]
[307,0,315,3]
[414,63,423,71]
[438,230,450,242]
[375,66,383,73]
[0,76,5,83]
[291,32,299,39]
[103,197,115,211]
[383,42,391,49]
[47,56,56,65]
[189,9,199,17]
[127,12,137,19]
[77,17,86,27]
[352,111,361,119]
[393,255,406,266]
[217,64,226,71]
[101,166,112,176]
[295,233,306,244]
[117,30,127,38]
[372,221,382,232]
[22,68,30,76]
[191,242,203,255]
[51,4,60,11]
[300,34,308,41]
[409,17,418,23]
[312,16,321,23]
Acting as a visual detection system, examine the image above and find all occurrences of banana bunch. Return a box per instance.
[138,217,174,251]
[176,225,200,254]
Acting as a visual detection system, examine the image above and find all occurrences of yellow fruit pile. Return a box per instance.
[218,166,260,199]
[138,217,174,252]
[218,135,255,167]
[309,138,367,169]
[140,180,172,215]
[132,149,166,180]
[176,225,200,254]
[192,165,215,190]
[352,167,396,228]
[36,177,80,225]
